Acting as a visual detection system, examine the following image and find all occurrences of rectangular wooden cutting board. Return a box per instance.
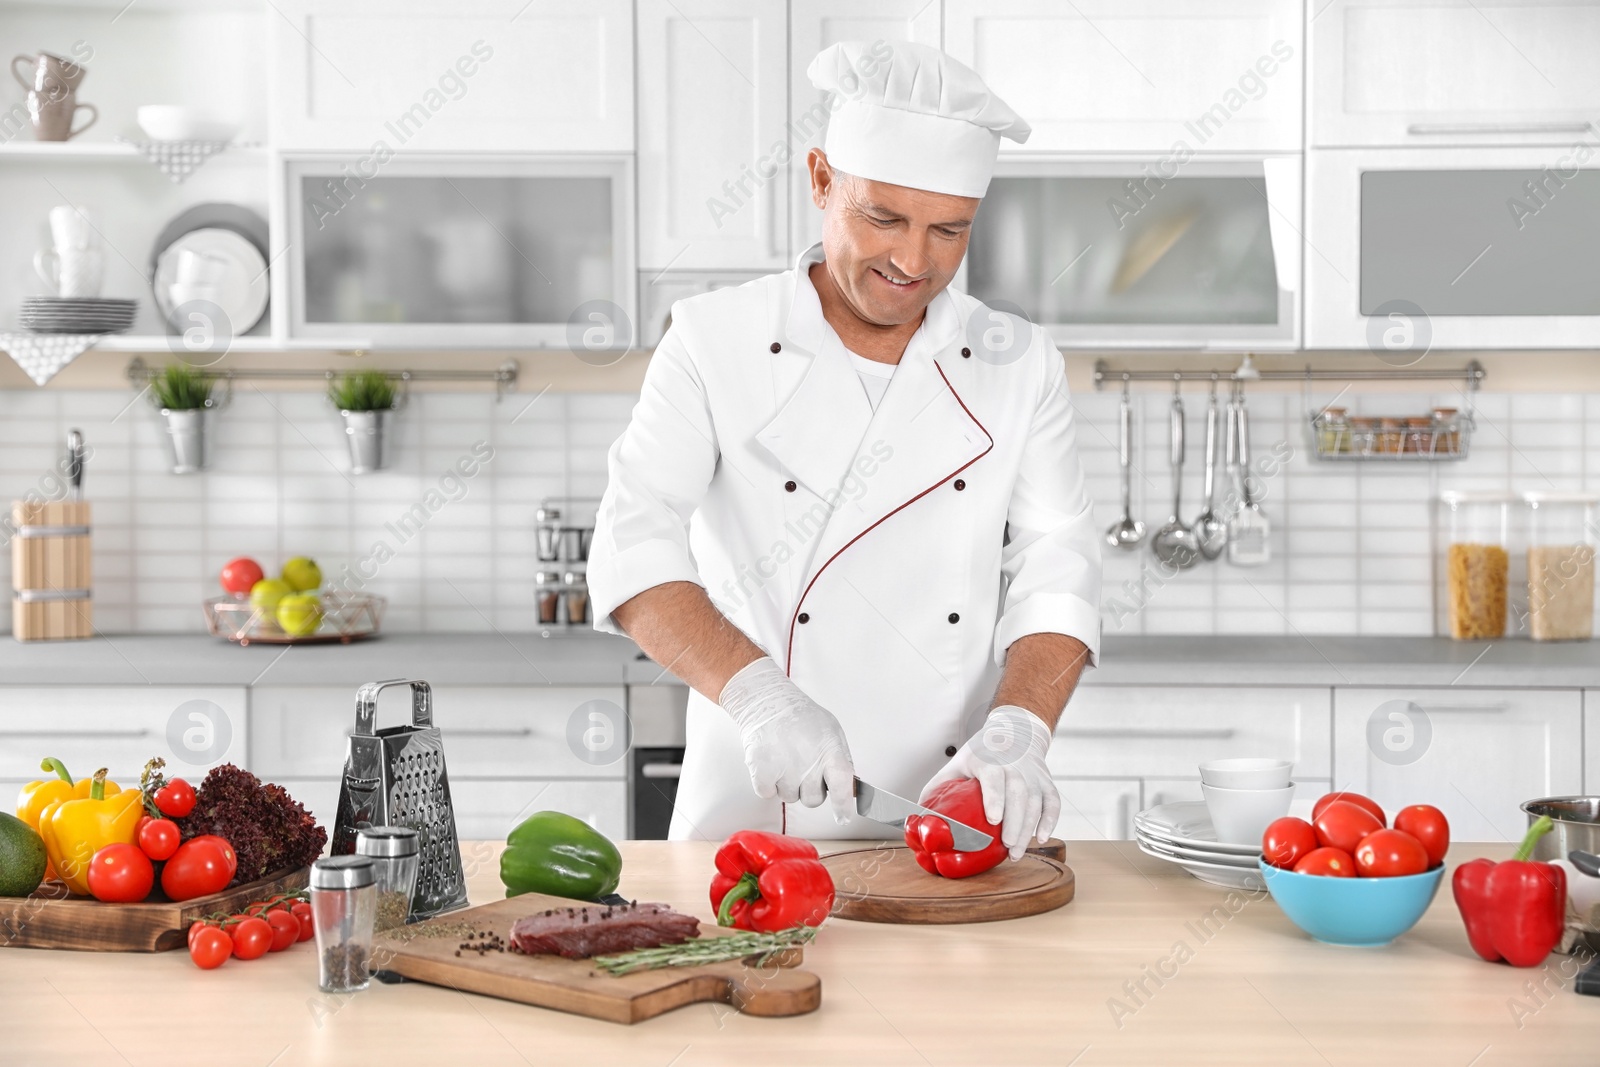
[0,868,309,952]
[372,893,821,1024]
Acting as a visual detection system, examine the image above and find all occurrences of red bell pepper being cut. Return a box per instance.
[1452,815,1568,967]
[710,830,835,931]
[905,778,1008,879]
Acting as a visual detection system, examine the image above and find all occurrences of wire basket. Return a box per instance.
[1309,409,1474,461]
[203,590,385,645]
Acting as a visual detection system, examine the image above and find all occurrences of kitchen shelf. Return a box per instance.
[1307,409,1474,462]
[0,142,266,162]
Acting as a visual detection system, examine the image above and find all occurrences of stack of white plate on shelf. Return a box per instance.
[1135,802,1265,890]
[20,297,137,334]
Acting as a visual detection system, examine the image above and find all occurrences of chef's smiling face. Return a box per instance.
[808,149,979,328]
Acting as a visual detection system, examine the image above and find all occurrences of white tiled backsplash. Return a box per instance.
[0,385,1595,637]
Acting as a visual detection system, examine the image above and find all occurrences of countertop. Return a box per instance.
[4,840,1594,1065]
[2,632,1599,689]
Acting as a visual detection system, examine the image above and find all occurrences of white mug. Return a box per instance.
[34,245,102,298]
[47,204,95,251]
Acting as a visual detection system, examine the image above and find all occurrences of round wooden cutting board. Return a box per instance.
[820,840,1074,924]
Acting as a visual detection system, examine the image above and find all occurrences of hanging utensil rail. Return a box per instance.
[1092,358,1485,390]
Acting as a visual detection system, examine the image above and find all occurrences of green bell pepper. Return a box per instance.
[500,810,622,901]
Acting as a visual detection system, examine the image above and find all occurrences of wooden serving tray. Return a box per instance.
[822,839,1074,924]
[373,893,821,1025]
[0,867,310,952]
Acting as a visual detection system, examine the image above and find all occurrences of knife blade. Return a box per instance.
[853,776,994,852]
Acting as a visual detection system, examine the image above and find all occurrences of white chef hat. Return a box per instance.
[807,40,1030,199]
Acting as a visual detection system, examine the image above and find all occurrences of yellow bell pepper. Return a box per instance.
[37,768,143,897]
[15,758,121,830]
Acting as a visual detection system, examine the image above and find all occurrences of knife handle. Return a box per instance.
[1026,838,1067,863]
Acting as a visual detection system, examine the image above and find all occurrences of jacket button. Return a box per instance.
[784,480,796,492]
[953,479,966,491]
[948,613,960,624]
[945,745,958,758]
[961,347,971,358]
[770,342,782,353]
[797,612,810,624]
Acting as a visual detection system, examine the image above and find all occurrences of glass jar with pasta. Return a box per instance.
[1440,492,1512,640]
[1523,492,1597,642]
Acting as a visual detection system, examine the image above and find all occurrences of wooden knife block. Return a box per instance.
[11,500,92,641]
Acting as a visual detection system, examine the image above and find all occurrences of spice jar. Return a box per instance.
[536,570,563,626]
[1316,407,1349,455]
[535,506,562,562]
[355,826,420,933]
[1432,407,1461,454]
[1403,416,1434,454]
[1440,492,1511,640]
[1349,416,1379,457]
[1523,492,1597,642]
[311,856,377,993]
[563,569,590,626]
[1377,417,1404,454]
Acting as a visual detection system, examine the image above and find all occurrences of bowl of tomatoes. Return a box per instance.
[1257,792,1450,947]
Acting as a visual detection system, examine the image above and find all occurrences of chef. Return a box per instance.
[589,40,1101,858]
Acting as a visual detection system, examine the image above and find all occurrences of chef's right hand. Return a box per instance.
[718,656,855,822]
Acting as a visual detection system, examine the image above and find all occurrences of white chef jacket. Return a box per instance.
[589,243,1102,841]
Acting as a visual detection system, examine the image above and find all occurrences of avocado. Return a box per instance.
[0,811,47,897]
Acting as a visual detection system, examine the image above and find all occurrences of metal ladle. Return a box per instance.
[1105,378,1145,550]
[1192,379,1227,560]
[1151,379,1200,569]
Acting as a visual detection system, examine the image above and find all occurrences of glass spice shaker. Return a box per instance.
[535,570,563,626]
[355,826,420,933]
[535,506,562,562]
[563,569,590,626]
[1432,407,1460,454]
[1403,416,1433,454]
[310,856,377,993]
[1316,406,1349,455]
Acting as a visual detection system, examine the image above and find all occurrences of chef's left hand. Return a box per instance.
[920,706,1060,861]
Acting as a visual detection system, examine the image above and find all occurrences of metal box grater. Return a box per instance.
[331,679,467,917]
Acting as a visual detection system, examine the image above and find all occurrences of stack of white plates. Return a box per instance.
[21,297,137,334]
[1135,802,1265,890]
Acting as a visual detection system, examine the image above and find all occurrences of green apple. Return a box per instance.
[249,578,294,614]
[276,593,323,637]
[281,556,322,592]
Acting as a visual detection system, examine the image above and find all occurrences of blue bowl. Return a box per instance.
[1258,860,1445,946]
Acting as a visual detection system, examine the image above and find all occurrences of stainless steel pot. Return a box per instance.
[1523,797,1600,862]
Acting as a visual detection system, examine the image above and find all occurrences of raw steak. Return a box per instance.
[508,902,701,959]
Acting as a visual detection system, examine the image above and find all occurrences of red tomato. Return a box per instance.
[1313,801,1384,853]
[1393,804,1450,868]
[137,817,181,861]
[160,835,237,901]
[229,916,273,961]
[1354,828,1430,878]
[265,909,300,952]
[1261,816,1319,870]
[86,843,155,903]
[1293,846,1357,877]
[153,778,196,818]
[1312,791,1386,828]
[220,557,265,596]
[189,925,232,970]
[290,901,315,942]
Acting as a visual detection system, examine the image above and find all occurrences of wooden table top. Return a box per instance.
[3,840,1595,1066]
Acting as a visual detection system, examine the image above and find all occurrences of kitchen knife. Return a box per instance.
[853,776,994,852]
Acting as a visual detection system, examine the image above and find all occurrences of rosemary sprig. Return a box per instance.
[592,925,818,977]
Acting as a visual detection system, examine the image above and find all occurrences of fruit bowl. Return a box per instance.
[1258,859,1445,946]
[203,590,384,645]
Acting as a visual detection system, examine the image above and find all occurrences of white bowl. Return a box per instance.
[1201,782,1294,846]
[1199,757,1293,790]
[136,105,239,143]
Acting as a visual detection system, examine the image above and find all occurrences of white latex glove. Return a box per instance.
[920,706,1060,861]
[718,656,855,822]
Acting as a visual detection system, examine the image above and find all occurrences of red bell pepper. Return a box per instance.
[1452,815,1568,967]
[904,778,1008,879]
[710,830,835,931]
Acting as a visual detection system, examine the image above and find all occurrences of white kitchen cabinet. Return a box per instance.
[1053,779,1141,840]
[943,0,1302,153]
[637,0,789,272]
[787,0,942,255]
[638,271,767,347]
[1333,688,1583,842]
[1310,0,1600,147]
[270,0,634,151]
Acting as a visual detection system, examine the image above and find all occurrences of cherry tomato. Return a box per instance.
[1354,828,1430,878]
[265,909,300,952]
[1261,816,1319,870]
[229,916,273,961]
[1313,801,1384,854]
[189,925,232,969]
[87,843,155,903]
[1312,791,1386,828]
[290,901,315,942]
[1293,846,1357,877]
[160,835,237,901]
[188,920,210,950]
[220,557,265,597]
[153,778,197,818]
[1393,804,1450,868]
[137,817,181,862]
